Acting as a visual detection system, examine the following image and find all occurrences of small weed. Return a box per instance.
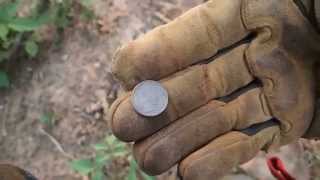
[39,112,55,127]
[70,135,155,180]
[0,70,9,87]
[0,1,52,59]
[0,0,94,88]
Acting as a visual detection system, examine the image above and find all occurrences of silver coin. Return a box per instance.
[132,80,169,117]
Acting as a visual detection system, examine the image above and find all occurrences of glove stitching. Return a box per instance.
[258,89,273,119]
[241,0,283,46]
[243,35,281,133]
[240,0,250,32]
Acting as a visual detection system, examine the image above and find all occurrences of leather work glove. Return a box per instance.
[108,0,320,179]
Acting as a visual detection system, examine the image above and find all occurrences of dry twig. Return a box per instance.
[39,127,74,160]
[154,12,172,24]
[1,105,7,137]
[1,118,7,137]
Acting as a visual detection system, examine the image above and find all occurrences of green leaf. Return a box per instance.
[114,142,126,149]
[92,169,105,180]
[93,143,108,151]
[70,159,94,176]
[25,40,39,57]
[1,39,11,49]
[50,2,71,28]
[105,135,117,145]
[94,153,110,167]
[127,159,137,180]
[113,150,128,157]
[0,33,19,49]
[0,1,19,22]
[0,24,8,41]
[79,9,95,21]
[8,12,51,32]
[0,50,9,61]
[39,112,54,126]
[80,0,92,7]
[112,143,128,157]
[0,71,9,88]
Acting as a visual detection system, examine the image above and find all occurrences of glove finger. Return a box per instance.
[111,44,253,142]
[179,126,280,180]
[132,88,271,175]
[112,0,249,89]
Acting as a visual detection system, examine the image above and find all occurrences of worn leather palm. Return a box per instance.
[109,0,320,179]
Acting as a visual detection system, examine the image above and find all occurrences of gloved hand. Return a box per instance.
[108,0,320,179]
[0,164,37,180]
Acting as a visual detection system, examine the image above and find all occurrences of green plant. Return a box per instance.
[70,135,155,180]
[52,0,95,29]
[39,112,55,127]
[0,0,94,88]
[0,70,9,88]
[0,1,52,59]
[0,0,51,88]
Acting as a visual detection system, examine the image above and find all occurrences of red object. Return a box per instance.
[267,157,295,180]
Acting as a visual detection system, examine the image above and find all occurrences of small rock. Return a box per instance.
[94,62,101,68]
[94,112,101,120]
[37,71,44,81]
[77,136,87,145]
[85,102,103,114]
[62,54,69,61]
[95,89,108,109]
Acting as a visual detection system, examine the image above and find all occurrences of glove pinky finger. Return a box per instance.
[178,123,280,180]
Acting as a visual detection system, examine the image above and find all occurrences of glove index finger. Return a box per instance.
[112,0,249,90]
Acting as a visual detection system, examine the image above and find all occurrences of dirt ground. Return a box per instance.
[0,0,320,179]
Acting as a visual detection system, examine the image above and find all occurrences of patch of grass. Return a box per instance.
[70,135,155,180]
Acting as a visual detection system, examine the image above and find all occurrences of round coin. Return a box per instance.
[132,80,169,117]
